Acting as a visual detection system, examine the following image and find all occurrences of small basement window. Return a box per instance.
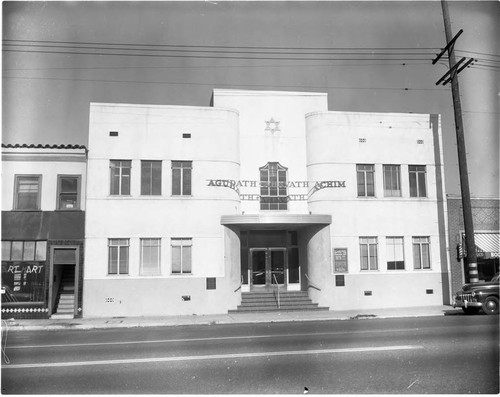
[183,133,191,139]
[109,131,119,137]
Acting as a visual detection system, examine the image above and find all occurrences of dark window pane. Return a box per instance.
[152,162,162,195]
[119,246,129,274]
[366,172,375,196]
[357,171,365,196]
[61,177,78,193]
[141,162,152,195]
[53,248,76,264]
[418,172,427,197]
[409,172,418,197]
[183,167,191,195]
[109,246,118,274]
[172,168,181,195]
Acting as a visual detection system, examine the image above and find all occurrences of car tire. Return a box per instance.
[462,307,480,315]
[482,296,499,315]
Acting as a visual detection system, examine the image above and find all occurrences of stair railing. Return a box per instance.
[272,274,281,309]
[234,275,244,293]
[305,273,321,291]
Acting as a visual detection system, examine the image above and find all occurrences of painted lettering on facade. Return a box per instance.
[206,178,346,200]
[4,264,45,274]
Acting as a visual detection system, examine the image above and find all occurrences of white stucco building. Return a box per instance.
[84,89,449,317]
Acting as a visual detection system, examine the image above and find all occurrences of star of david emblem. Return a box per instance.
[265,118,280,134]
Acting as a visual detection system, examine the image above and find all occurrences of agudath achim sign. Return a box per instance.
[207,179,346,201]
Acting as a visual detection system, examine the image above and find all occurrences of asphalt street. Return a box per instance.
[2,315,499,394]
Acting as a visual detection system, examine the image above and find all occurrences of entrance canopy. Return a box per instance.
[221,213,331,229]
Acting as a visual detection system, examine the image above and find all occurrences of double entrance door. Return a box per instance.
[250,248,286,289]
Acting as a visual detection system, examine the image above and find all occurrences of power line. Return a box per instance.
[2,48,434,62]
[2,38,441,52]
[3,43,437,57]
[0,75,448,92]
[2,61,433,72]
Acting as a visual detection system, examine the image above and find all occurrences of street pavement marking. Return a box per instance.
[6,328,426,350]
[3,345,423,369]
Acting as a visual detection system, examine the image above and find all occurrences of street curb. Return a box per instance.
[1,311,454,332]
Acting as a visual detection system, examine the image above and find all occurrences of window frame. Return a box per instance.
[57,174,81,210]
[171,238,192,274]
[140,238,161,276]
[171,161,192,196]
[259,162,288,211]
[409,165,427,198]
[141,160,162,196]
[356,164,375,197]
[413,236,431,270]
[386,236,405,270]
[109,160,132,196]
[108,238,129,275]
[14,174,42,210]
[383,165,401,197]
[359,237,378,271]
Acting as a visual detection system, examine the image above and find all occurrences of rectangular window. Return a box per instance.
[172,161,192,196]
[1,241,47,261]
[413,237,431,269]
[15,175,41,210]
[57,175,81,210]
[141,161,162,196]
[108,239,129,275]
[360,237,378,270]
[110,160,131,196]
[387,237,405,270]
[383,165,401,197]
[409,165,427,197]
[357,165,375,197]
[140,238,161,275]
[171,238,192,274]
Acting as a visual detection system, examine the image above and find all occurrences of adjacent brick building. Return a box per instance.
[447,195,499,299]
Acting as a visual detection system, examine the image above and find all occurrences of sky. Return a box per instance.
[2,1,499,197]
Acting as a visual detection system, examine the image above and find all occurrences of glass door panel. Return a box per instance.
[251,249,267,286]
[270,249,285,285]
[288,247,300,284]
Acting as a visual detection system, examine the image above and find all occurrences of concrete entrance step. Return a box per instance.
[233,291,329,313]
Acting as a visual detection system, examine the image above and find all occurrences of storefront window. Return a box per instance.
[1,241,47,304]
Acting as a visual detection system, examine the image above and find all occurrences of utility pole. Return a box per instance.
[433,0,478,282]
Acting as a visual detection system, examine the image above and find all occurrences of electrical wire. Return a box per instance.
[0,75,449,92]
[2,38,442,52]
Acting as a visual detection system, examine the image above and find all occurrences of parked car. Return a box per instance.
[453,273,499,315]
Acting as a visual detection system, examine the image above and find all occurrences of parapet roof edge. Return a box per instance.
[89,102,239,115]
[305,110,438,118]
[213,88,328,97]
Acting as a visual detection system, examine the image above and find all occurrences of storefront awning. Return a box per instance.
[459,232,499,259]
[221,213,331,228]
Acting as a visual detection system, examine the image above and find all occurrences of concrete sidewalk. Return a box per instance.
[1,305,463,332]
